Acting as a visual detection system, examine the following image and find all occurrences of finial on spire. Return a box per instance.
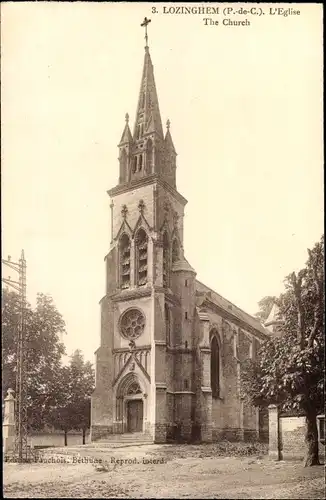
[125,113,129,123]
[141,17,151,48]
[166,119,170,130]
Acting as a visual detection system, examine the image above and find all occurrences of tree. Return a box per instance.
[2,289,67,429]
[254,295,277,322]
[48,366,71,446]
[242,236,324,466]
[67,350,95,444]
[50,350,95,445]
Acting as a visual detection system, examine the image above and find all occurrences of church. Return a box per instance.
[91,27,271,444]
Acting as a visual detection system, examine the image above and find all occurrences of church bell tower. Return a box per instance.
[91,18,197,443]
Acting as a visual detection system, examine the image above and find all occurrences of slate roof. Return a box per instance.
[196,279,270,338]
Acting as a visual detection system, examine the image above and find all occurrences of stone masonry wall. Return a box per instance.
[279,416,306,460]
[268,406,325,461]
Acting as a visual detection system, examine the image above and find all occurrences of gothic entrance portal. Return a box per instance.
[127,399,143,432]
[116,373,146,434]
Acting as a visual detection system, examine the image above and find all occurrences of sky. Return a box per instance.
[1,3,323,363]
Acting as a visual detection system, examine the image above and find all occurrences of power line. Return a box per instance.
[2,250,28,462]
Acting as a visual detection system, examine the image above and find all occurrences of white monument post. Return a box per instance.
[3,388,16,454]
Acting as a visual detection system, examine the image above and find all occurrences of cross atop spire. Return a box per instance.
[141,17,151,49]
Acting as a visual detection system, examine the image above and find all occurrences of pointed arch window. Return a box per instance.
[172,238,180,263]
[138,154,143,171]
[136,229,148,286]
[211,334,220,399]
[132,156,138,174]
[163,232,170,288]
[146,139,153,173]
[120,234,131,289]
[165,303,171,345]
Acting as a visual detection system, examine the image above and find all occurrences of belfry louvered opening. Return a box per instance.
[120,234,131,289]
[136,229,148,286]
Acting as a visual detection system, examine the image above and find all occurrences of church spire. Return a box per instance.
[133,18,164,140]
[116,19,177,188]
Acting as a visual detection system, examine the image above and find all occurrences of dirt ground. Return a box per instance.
[3,443,325,499]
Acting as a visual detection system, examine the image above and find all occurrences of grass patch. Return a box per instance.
[4,480,132,498]
[148,441,268,461]
[212,441,268,457]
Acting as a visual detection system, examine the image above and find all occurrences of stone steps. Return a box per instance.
[88,442,152,448]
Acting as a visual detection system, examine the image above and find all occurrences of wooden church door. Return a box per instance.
[127,400,143,432]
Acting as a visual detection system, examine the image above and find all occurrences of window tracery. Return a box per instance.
[119,234,131,289]
[119,308,146,340]
[127,381,142,395]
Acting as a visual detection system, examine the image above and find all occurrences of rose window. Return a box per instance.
[119,309,145,340]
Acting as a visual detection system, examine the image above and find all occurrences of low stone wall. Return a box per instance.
[268,405,325,461]
[279,416,306,460]
[28,431,90,448]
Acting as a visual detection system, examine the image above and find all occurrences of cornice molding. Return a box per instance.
[110,287,152,303]
[107,174,188,207]
[113,345,151,354]
[155,383,167,390]
[104,286,181,306]
[167,391,195,395]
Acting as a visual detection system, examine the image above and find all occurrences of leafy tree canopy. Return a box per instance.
[254,295,277,322]
[242,236,324,466]
[50,350,95,444]
[2,289,67,429]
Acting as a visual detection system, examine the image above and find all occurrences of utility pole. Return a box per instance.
[2,250,28,461]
